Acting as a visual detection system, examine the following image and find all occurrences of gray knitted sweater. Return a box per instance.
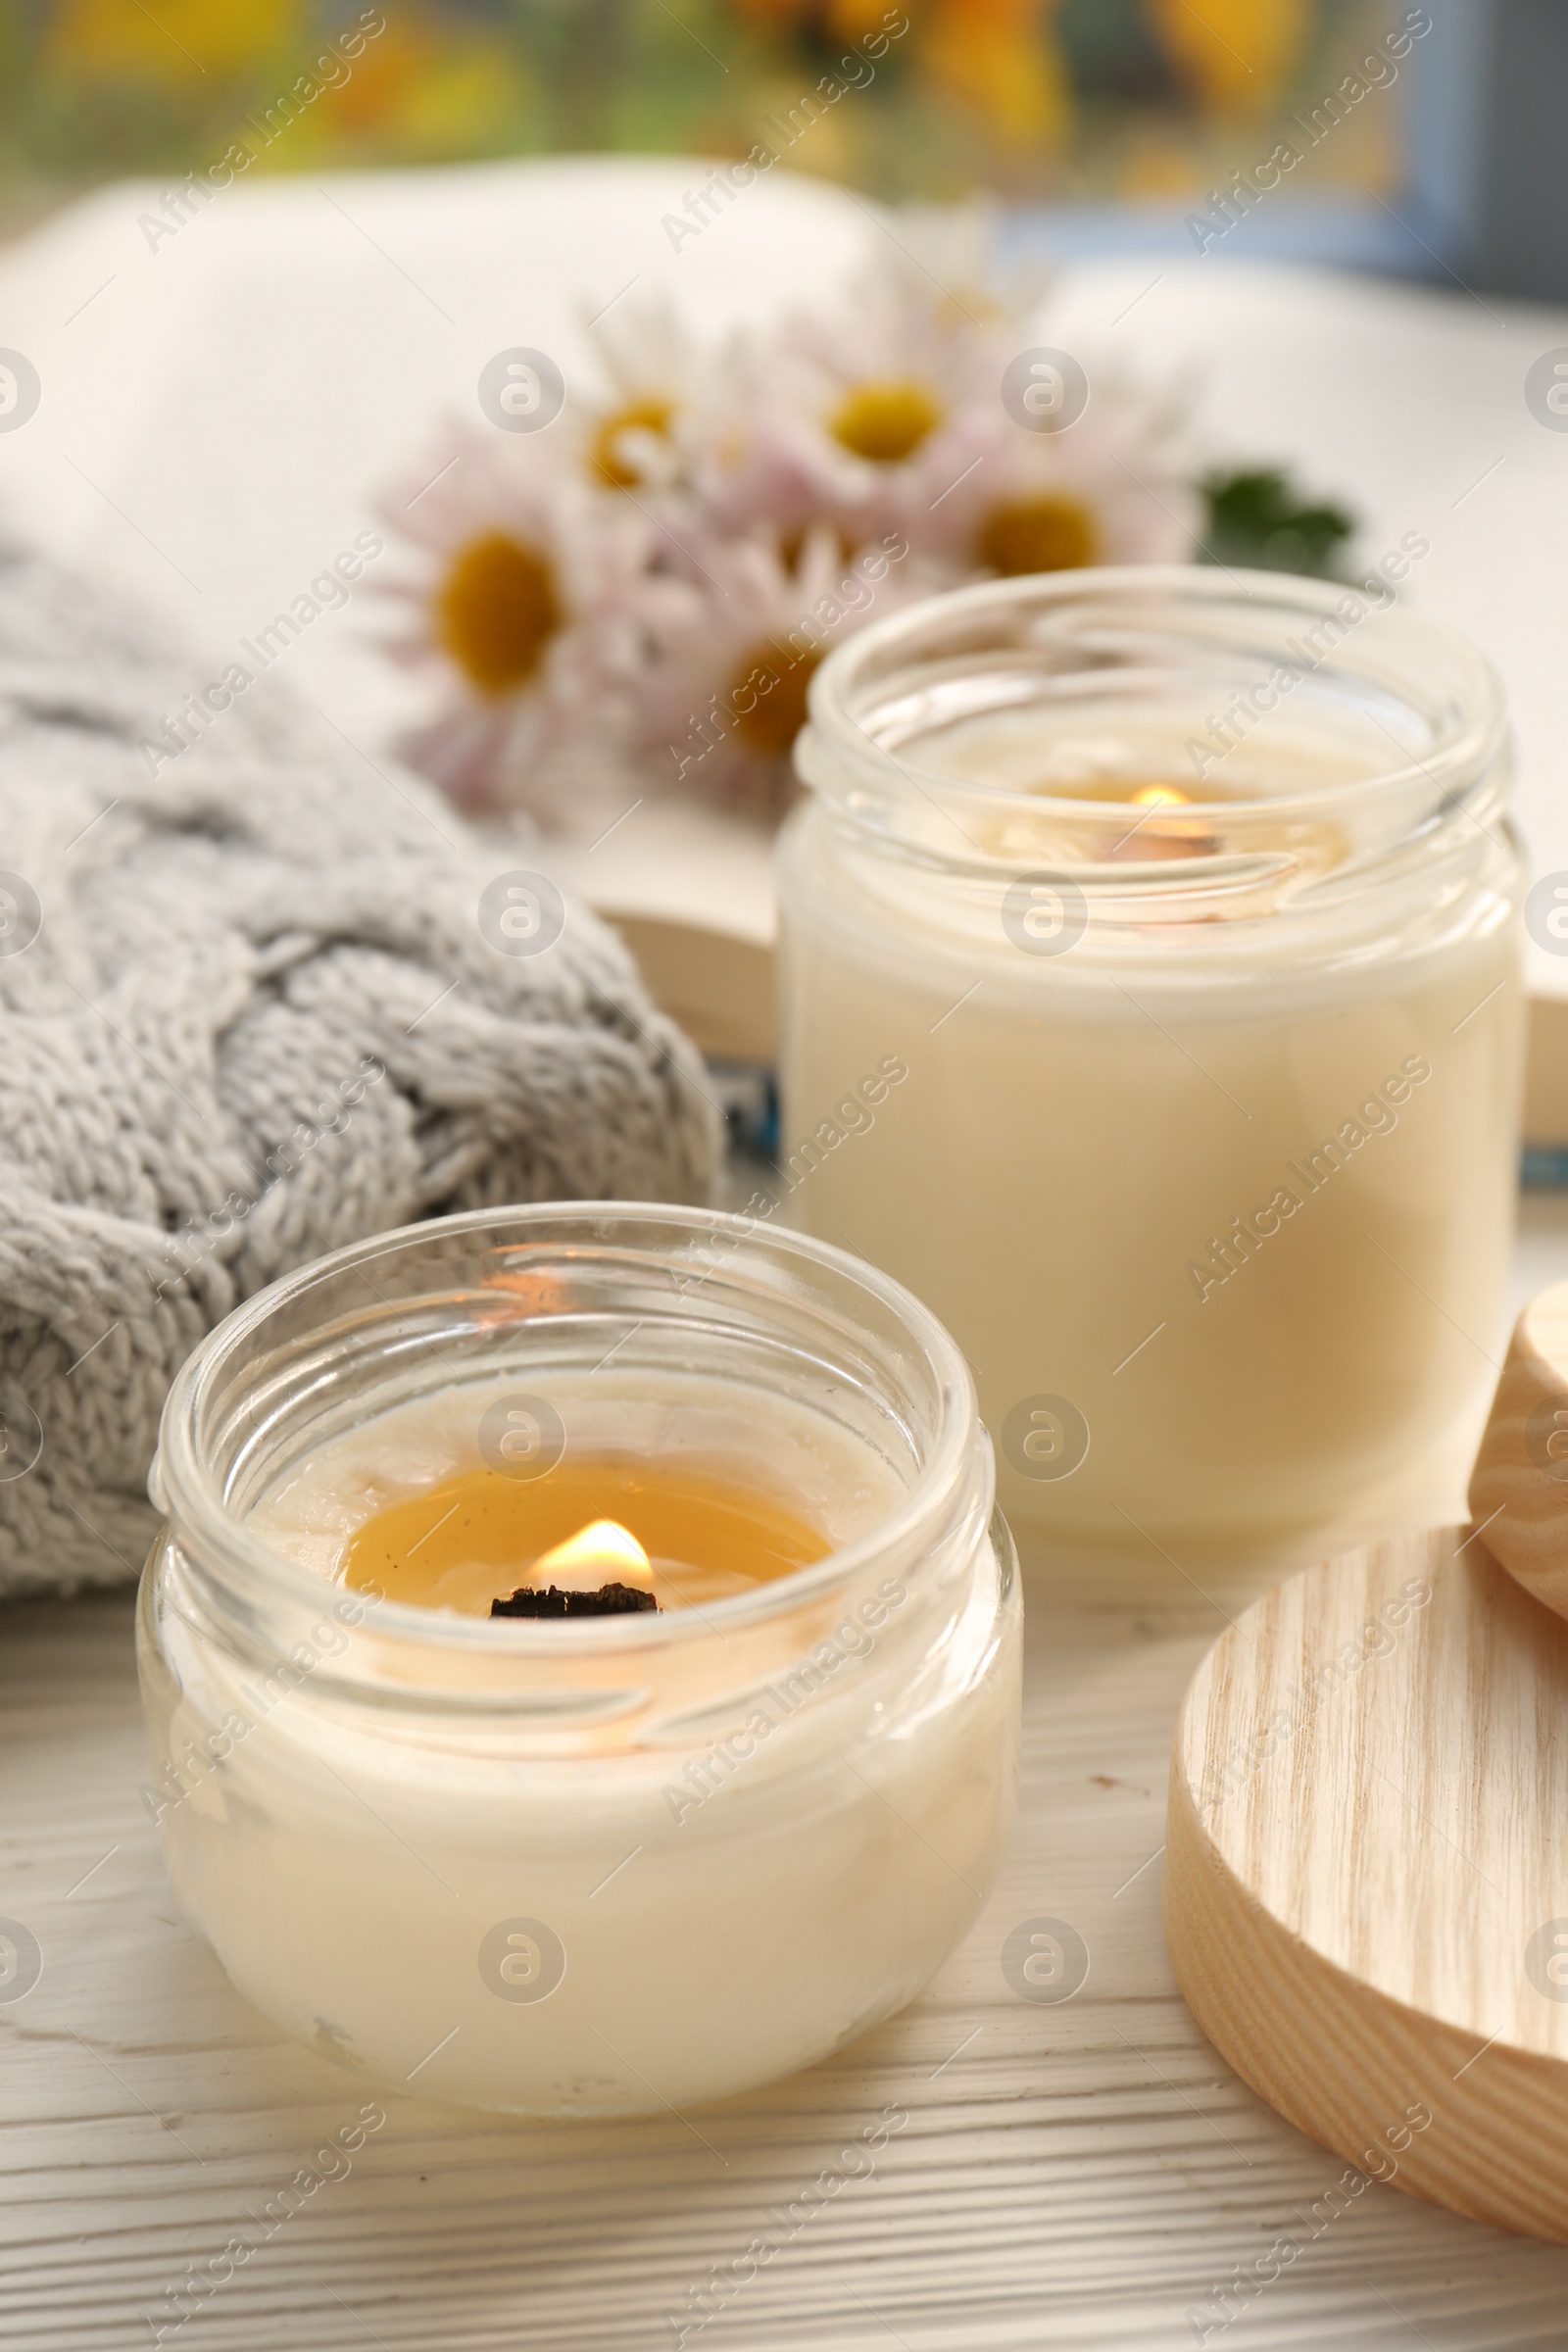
[0,538,718,1598]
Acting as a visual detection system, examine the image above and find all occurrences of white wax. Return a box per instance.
[778,806,1523,1548]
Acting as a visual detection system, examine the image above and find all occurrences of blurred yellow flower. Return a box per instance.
[919,0,1070,151]
[1144,0,1311,115]
[322,22,524,154]
[50,0,303,85]
[824,0,904,37]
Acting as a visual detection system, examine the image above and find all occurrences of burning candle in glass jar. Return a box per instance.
[138,1205,1020,2117]
[779,567,1524,1552]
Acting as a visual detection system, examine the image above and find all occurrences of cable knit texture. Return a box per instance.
[0,539,719,1598]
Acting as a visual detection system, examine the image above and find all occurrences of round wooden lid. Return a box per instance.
[1165,1527,1568,2240]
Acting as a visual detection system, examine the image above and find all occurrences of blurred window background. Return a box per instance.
[0,0,1540,280]
[0,1,1401,201]
[0,4,1447,238]
[4,1,1560,292]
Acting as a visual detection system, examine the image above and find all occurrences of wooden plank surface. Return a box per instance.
[7,1562,1568,2352]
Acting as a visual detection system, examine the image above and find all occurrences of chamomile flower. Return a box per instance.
[693,259,1013,553]
[884,363,1200,578]
[570,294,740,495]
[375,213,1210,837]
[629,523,916,820]
[376,426,657,821]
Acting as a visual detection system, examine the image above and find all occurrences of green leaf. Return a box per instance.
[1199,466,1356,579]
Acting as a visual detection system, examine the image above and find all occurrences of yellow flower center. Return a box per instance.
[590,398,674,488]
[976,495,1098,576]
[731,648,820,757]
[436,531,562,696]
[829,379,943,465]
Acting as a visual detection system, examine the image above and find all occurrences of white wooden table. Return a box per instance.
[7,1201,1568,2352]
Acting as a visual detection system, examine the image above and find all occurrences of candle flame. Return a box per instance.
[1104,777,1215,865]
[528,1519,655,1594]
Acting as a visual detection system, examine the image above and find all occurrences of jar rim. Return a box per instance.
[153,1200,984,1657]
[798,564,1508,881]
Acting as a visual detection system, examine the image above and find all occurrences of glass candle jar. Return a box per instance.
[778,567,1524,1552]
[137,1202,1019,2117]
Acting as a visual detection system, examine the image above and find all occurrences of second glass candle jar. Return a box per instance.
[778,567,1524,1551]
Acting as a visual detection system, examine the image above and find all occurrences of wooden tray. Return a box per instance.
[1164,1524,1568,2241]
